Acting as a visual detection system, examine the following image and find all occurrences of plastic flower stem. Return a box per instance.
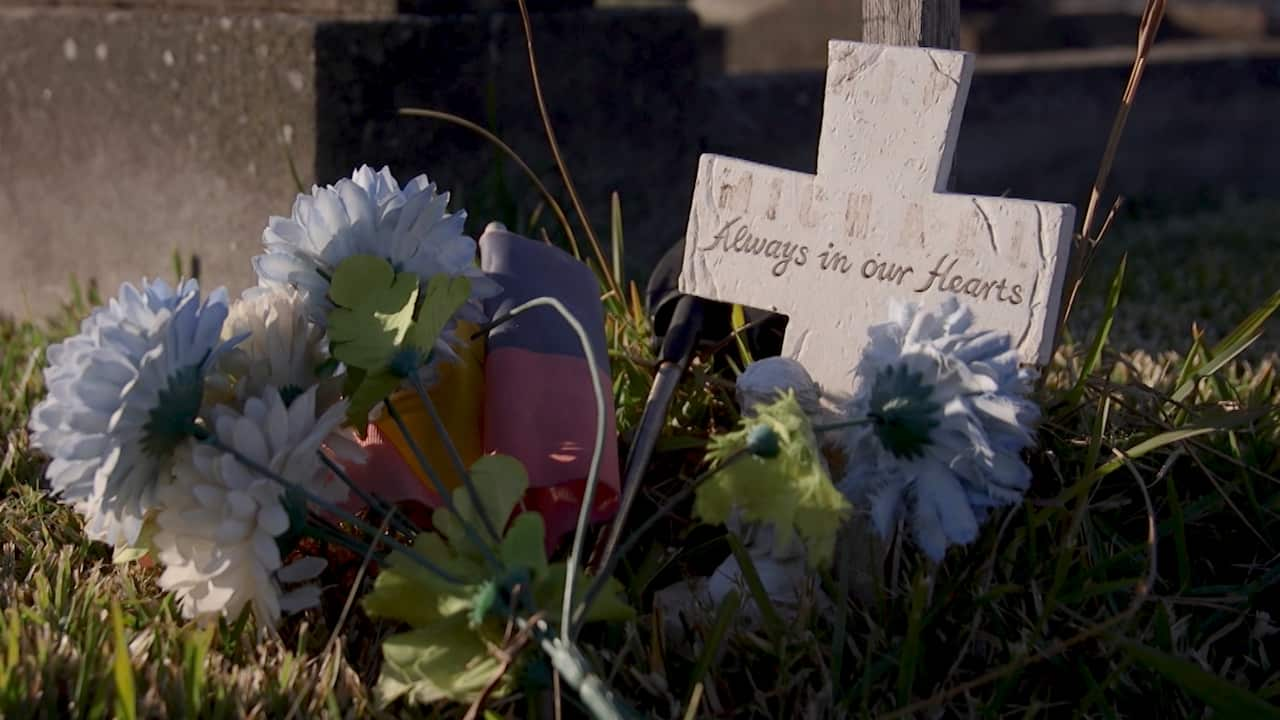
[406,373,501,543]
[572,448,751,633]
[496,298,607,643]
[472,297,608,642]
[518,617,634,720]
[200,434,467,586]
[303,516,381,560]
[383,396,504,573]
[317,451,418,537]
[812,417,874,434]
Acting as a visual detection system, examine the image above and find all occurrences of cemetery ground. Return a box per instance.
[1,197,1278,716]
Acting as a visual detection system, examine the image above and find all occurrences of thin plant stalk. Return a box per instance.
[514,0,622,303]
[384,396,504,572]
[497,298,607,642]
[813,417,874,435]
[284,513,390,720]
[406,373,501,543]
[200,434,468,586]
[471,297,608,642]
[1060,0,1166,330]
[304,516,381,559]
[317,451,417,537]
[518,617,634,720]
[573,448,752,631]
[398,107,580,254]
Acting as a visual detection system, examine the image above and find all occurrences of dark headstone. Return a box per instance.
[314,8,702,276]
[399,0,593,14]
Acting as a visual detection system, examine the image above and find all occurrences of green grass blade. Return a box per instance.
[110,600,137,720]
[1090,408,1265,481]
[730,304,754,369]
[1171,288,1280,404]
[895,569,930,706]
[686,589,740,710]
[1066,254,1126,409]
[183,626,214,718]
[726,533,785,649]
[1165,474,1191,591]
[610,192,625,290]
[1120,640,1280,718]
[829,550,852,688]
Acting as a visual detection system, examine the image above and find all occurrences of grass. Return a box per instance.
[4,0,1279,712]
[2,200,1279,717]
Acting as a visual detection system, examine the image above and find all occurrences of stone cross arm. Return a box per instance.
[680,41,1075,400]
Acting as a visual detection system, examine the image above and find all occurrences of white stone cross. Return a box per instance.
[680,40,1075,401]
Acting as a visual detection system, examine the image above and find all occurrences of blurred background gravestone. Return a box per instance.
[2,0,1280,354]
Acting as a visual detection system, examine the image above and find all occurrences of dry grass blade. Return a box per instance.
[1059,0,1167,331]
[1081,0,1166,240]
[515,0,622,302]
[398,107,580,253]
[283,512,392,720]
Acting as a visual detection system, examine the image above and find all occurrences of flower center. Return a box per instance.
[279,384,305,407]
[142,364,206,458]
[867,364,941,460]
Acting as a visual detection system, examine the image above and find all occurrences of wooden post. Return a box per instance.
[863,0,961,49]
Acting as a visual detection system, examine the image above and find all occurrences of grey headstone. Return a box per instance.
[0,7,317,313]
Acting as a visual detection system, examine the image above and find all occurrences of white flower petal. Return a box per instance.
[251,165,500,362]
[30,278,233,547]
[841,299,1039,561]
[277,556,327,584]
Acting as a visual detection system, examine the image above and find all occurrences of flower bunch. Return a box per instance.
[839,298,1040,561]
[30,165,492,627]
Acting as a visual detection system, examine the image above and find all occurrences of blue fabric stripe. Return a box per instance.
[479,227,610,362]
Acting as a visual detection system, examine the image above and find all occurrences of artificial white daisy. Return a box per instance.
[252,165,500,348]
[216,287,341,412]
[839,298,1040,561]
[29,278,238,546]
[153,385,353,625]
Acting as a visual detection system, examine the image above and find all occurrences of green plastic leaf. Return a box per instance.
[535,563,635,625]
[327,255,420,371]
[365,452,633,710]
[410,274,473,354]
[436,454,529,561]
[343,369,402,430]
[501,512,549,578]
[112,519,156,565]
[376,615,509,706]
[697,391,851,567]
[364,533,486,627]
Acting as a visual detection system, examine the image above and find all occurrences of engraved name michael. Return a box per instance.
[696,216,1027,306]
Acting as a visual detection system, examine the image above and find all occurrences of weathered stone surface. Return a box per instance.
[0,7,317,314]
[681,42,1073,399]
[400,0,594,13]
[0,0,396,18]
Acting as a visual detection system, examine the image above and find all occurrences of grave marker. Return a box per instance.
[679,40,1076,400]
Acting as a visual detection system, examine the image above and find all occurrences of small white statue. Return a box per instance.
[656,357,828,632]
